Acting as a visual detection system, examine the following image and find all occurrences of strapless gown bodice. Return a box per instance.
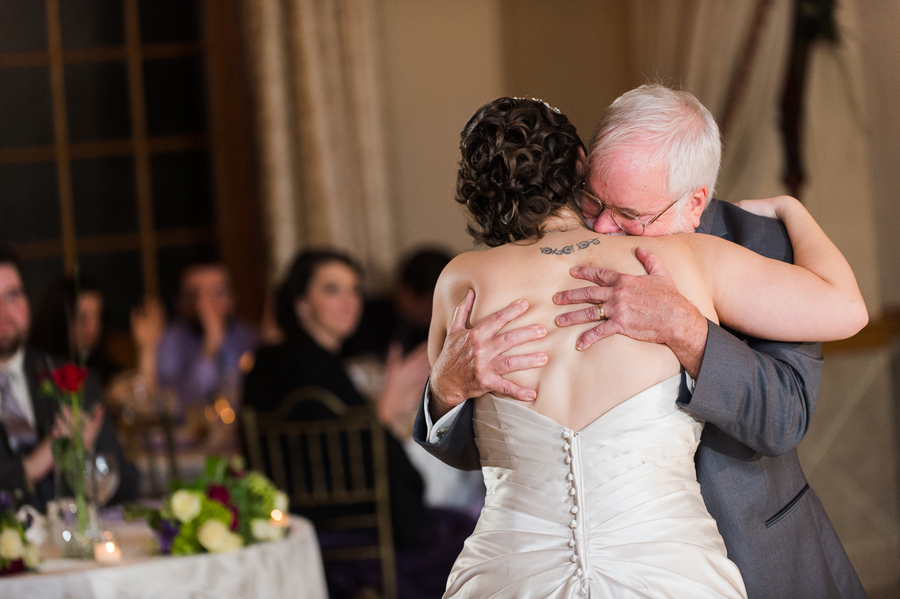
[444,375,747,599]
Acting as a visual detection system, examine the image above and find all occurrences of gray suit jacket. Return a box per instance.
[413,199,865,599]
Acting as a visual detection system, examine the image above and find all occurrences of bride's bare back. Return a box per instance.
[431,227,718,431]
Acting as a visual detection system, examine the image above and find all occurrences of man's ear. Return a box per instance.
[686,186,708,229]
[576,146,588,180]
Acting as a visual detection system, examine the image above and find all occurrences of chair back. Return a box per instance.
[242,386,396,599]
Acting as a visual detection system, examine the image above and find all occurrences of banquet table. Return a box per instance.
[0,514,328,599]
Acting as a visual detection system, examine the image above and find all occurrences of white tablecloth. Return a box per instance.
[0,517,327,599]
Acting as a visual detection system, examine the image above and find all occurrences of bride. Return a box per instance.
[428,97,867,598]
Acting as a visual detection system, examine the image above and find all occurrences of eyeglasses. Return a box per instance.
[0,288,25,305]
[577,180,683,235]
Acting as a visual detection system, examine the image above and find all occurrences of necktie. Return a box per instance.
[0,370,38,452]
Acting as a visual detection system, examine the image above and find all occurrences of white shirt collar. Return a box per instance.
[1,348,25,378]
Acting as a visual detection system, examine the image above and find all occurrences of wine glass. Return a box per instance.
[87,452,120,507]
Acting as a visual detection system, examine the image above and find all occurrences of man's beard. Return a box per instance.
[0,331,25,361]
[659,202,696,235]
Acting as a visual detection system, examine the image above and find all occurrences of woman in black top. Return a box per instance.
[242,249,427,550]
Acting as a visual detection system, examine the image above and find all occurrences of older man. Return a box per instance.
[414,86,864,598]
[0,245,138,510]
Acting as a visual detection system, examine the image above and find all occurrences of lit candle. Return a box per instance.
[94,541,122,564]
[270,509,290,528]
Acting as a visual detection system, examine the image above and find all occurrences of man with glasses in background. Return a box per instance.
[414,85,864,598]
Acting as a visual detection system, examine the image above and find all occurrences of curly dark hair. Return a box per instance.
[456,97,585,247]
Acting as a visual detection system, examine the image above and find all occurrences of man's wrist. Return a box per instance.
[667,312,708,379]
[427,379,455,421]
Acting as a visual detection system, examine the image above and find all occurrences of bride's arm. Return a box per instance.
[689,196,868,342]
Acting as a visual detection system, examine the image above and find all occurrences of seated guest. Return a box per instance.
[157,261,258,415]
[344,246,453,360]
[342,247,451,437]
[0,245,139,510]
[31,274,118,385]
[244,249,470,599]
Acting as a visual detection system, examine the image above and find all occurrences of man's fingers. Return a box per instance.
[490,377,537,402]
[490,324,546,353]
[576,320,619,351]
[555,305,604,327]
[568,266,619,286]
[553,285,609,307]
[635,247,668,277]
[447,289,476,334]
[476,298,529,336]
[498,351,548,374]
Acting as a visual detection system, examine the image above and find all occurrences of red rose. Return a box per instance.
[52,364,88,393]
[207,484,239,531]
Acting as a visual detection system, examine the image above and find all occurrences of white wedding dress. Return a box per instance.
[444,374,747,599]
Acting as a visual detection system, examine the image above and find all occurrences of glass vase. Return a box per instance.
[50,446,100,559]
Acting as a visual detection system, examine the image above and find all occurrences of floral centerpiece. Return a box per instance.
[128,455,289,555]
[0,491,43,575]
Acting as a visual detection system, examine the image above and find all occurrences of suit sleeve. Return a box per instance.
[412,383,481,471]
[677,321,823,457]
[0,455,30,494]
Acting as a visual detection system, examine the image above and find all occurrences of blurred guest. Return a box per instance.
[0,245,138,511]
[347,248,485,518]
[104,295,167,417]
[244,249,471,599]
[31,274,118,384]
[344,247,453,358]
[157,262,258,415]
[343,248,453,437]
[243,249,427,545]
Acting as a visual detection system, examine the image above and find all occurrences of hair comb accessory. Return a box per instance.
[513,97,561,114]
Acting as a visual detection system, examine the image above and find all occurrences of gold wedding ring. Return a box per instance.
[597,304,606,320]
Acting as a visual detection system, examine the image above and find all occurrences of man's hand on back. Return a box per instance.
[554,248,708,378]
[429,290,548,421]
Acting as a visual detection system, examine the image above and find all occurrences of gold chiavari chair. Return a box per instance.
[242,386,397,599]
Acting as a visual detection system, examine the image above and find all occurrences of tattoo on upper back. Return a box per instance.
[540,238,601,255]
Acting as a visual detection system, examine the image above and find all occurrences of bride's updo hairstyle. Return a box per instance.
[456,97,584,247]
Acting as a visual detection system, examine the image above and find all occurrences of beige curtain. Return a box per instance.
[627,0,881,315]
[242,0,397,289]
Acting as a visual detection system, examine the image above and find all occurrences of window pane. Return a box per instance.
[138,0,201,44]
[156,243,218,314]
[65,61,131,143]
[0,66,54,147]
[143,56,206,137]
[0,1,47,53]
[77,250,143,330]
[60,0,125,49]
[72,156,138,237]
[151,151,214,229]
[0,162,60,243]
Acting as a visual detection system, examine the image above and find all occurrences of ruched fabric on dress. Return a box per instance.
[444,375,747,599]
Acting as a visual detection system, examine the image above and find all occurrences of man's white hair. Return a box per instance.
[588,85,722,203]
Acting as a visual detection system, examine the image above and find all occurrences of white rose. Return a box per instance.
[220,532,243,552]
[170,490,202,523]
[250,518,283,542]
[23,542,41,569]
[274,491,288,513]
[0,529,24,560]
[197,519,231,553]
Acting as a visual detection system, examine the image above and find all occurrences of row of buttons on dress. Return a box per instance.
[562,429,587,596]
